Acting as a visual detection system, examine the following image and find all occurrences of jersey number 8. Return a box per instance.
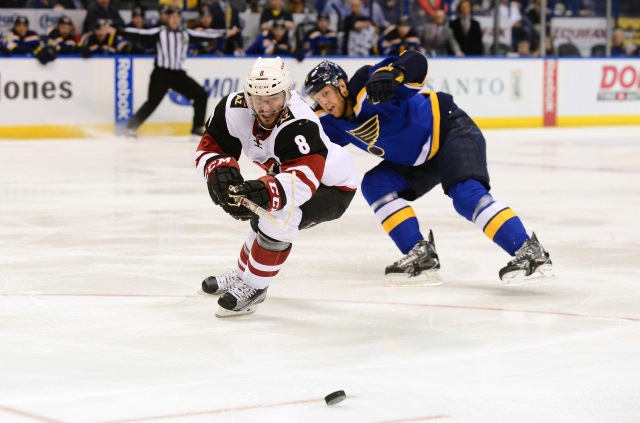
[295,135,310,154]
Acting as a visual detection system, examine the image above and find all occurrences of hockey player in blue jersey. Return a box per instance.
[304,50,555,286]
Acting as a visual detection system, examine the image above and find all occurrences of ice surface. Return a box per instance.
[1,126,639,423]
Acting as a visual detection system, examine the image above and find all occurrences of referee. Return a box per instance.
[116,7,226,138]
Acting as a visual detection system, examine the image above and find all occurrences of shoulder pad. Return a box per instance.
[276,107,295,127]
[349,65,371,99]
[229,92,248,108]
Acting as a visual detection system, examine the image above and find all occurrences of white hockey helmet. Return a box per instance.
[244,56,292,99]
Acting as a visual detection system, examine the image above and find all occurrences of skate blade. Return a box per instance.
[385,270,443,287]
[215,305,259,318]
[502,264,557,286]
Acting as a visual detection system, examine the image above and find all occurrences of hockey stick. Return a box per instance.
[233,171,297,230]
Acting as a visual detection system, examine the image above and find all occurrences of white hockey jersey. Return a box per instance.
[195,90,359,209]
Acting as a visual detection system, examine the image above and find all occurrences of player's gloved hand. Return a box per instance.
[205,155,244,215]
[365,65,405,105]
[228,175,287,220]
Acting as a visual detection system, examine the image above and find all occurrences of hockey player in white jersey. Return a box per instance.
[195,57,359,318]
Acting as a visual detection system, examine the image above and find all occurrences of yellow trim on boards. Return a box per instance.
[557,115,640,126]
[473,115,640,129]
[0,123,191,139]
[2,116,639,139]
[473,117,544,129]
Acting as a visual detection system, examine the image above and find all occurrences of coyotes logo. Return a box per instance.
[231,93,247,108]
[277,107,294,126]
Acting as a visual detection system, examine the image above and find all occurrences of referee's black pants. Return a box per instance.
[127,67,208,133]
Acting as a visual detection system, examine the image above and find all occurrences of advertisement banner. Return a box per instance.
[551,17,607,57]
[1,55,638,137]
[0,58,113,126]
[557,58,640,124]
[423,58,542,121]
[114,57,133,127]
[128,57,542,128]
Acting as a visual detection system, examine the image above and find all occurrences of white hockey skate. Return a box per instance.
[215,282,268,318]
[499,232,556,286]
[201,270,239,295]
[385,230,443,287]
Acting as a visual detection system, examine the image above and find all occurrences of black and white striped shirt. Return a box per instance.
[121,26,226,71]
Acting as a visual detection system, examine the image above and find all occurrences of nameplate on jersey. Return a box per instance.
[231,93,248,108]
[347,114,385,156]
[276,107,294,127]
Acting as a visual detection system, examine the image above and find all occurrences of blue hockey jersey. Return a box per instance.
[316,50,453,167]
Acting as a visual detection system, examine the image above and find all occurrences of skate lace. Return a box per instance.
[396,242,429,266]
[509,239,538,265]
[229,282,257,300]
[216,271,237,289]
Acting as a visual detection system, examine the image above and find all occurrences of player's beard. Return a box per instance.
[249,92,287,130]
[255,108,283,130]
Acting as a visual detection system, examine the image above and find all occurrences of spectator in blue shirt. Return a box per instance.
[377,15,420,55]
[82,0,125,34]
[46,15,78,55]
[2,16,42,57]
[302,12,338,56]
[79,18,129,57]
[245,18,292,56]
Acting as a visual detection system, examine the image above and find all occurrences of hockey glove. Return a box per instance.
[205,155,244,215]
[228,176,287,220]
[365,65,405,105]
[34,45,54,65]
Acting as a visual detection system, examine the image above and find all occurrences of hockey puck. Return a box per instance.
[324,390,347,406]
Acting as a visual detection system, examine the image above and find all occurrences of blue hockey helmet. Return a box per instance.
[304,60,349,98]
[14,15,29,26]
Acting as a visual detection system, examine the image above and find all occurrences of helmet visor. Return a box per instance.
[247,91,287,129]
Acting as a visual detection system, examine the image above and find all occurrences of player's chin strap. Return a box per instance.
[233,171,296,230]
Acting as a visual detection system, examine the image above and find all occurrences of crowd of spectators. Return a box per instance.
[1,0,639,62]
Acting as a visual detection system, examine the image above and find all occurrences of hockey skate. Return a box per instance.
[201,270,239,295]
[215,281,268,318]
[499,232,555,286]
[385,230,442,286]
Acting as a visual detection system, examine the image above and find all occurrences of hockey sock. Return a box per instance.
[361,164,425,255]
[372,194,423,255]
[236,229,258,279]
[243,232,292,289]
[450,179,529,256]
